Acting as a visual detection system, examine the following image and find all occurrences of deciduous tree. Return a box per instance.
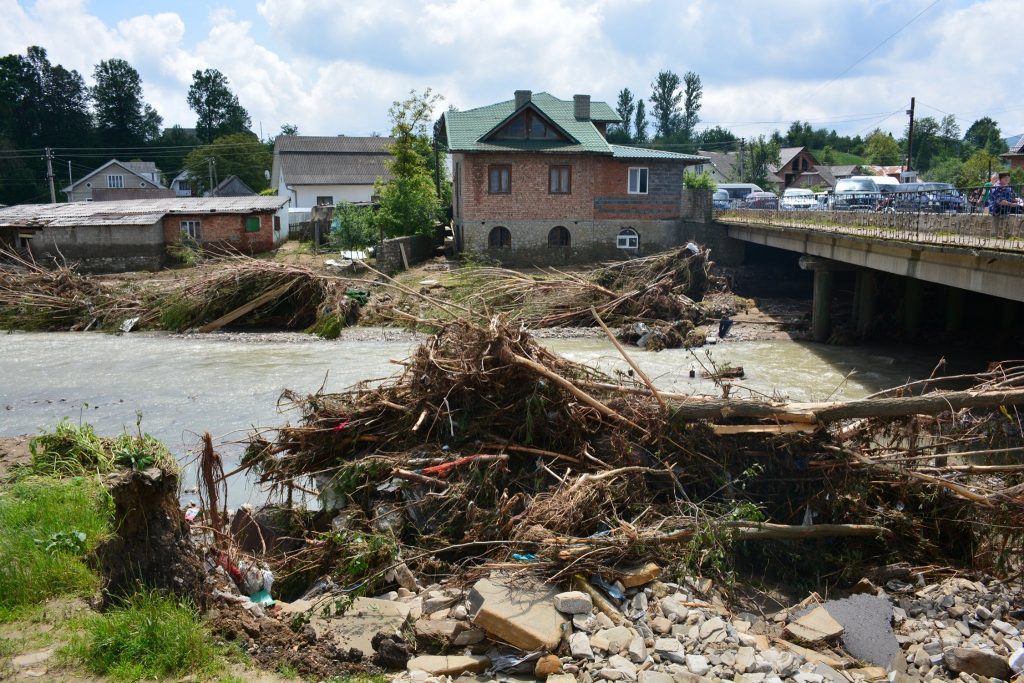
[739,136,780,186]
[181,133,270,196]
[187,69,251,144]
[963,117,1007,156]
[863,129,901,165]
[681,71,702,141]
[633,100,649,143]
[92,58,161,147]
[612,88,636,142]
[649,70,682,139]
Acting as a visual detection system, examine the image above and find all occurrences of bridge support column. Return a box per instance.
[945,287,965,335]
[854,270,878,338]
[812,270,833,343]
[904,279,924,341]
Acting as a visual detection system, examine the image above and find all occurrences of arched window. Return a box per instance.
[488,226,511,248]
[617,228,639,249]
[548,225,571,247]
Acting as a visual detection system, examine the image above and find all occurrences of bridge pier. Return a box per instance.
[812,271,833,343]
[904,279,924,341]
[853,270,878,338]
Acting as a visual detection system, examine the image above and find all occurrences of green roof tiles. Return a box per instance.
[445,92,621,154]
[609,145,709,161]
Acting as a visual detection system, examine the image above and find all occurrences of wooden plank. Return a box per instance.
[197,281,293,333]
[399,242,410,270]
[711,424,817,435]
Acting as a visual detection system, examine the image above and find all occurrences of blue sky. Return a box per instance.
[2,0,1021,142]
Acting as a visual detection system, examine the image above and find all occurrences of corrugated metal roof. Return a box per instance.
[0,197,289,228]
[274,136,394,153]
[444,93,619,154]
[610,145,708,161]
[271,136,395,186]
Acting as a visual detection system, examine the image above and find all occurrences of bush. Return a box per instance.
[29,418,176,477]
[70,591,221,681]
[0,476,112,618]
[683,170,716,190]
[332,202,378,250]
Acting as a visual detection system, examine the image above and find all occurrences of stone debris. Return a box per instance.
[468,575,567,651]
[784,607,845,644]
[554,590,595,615]
[405,654,490,676]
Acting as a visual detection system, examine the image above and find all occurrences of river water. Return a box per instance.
[0,329,943,506]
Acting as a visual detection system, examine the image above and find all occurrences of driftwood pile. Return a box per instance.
[0,248,361,336]
[241,314,1024,598]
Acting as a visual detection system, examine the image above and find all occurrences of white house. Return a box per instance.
[170,171,193,197]
[64,160,167,202]
[271,135,394,210]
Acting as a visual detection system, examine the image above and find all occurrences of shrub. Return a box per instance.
[683,170,716,190]
[0,476,112,618]
[332,202,379,250]
[70,591,221,681]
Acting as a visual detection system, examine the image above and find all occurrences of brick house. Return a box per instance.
[1003,138,1024,171]
[440,91,707,265]
[0,197,289,272]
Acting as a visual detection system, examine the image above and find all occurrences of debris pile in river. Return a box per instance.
[237,316,1024,601]
[439,245,716,329]
[0,248,363,336]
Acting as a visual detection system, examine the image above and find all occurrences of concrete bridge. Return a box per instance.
[704,209,1024,342]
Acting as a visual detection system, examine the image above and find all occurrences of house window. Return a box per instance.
[628,167,648,194]
[617,228,639,249]
[273,215,281,232]
[178,180,190,192]
[245,217,261,232]
[549,165,571,194]
[488,165,511,194]
[180,220,201,240]
[493,111,567,141]
[107,174,124,189]
[488,226,511,248]
[316,196,334,206]
[548,226,571,247]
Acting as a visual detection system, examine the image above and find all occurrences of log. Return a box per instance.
[197,281,293,333]
[573,574,628,625]
[711,424,818,435]
[591,306,667,412]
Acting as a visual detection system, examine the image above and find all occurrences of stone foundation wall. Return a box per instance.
[377,235,435,274]
[29,222,166,273]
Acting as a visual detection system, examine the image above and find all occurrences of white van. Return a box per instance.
[717,183,763,202]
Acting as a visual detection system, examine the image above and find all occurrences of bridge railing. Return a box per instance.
[714,185,1024,251]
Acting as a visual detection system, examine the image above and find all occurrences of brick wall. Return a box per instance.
[163,212,275,253]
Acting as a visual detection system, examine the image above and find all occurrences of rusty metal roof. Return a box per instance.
[0,197,289,228]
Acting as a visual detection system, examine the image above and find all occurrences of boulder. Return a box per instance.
[555,591,594,615]
[943,647,1013,679]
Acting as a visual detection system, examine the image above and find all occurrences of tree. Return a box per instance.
[738,136,781,186]
[374,89,444,239]
[924,155,963,185]
[820,145,837,165]
[633,100,649,143]
[863,129,901,165]
[963,117,1007,156]
[697,126,736,147]
[153,125,200,178]
[181,132,270,196]
[92,58,161,147]
[187,69,251,144]
[279,123,299,137]
[649,70,682,139]
[611,88,636,142]
[681,71,702,141]
[957,149,1003,187]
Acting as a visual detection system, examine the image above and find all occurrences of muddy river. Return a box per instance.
[0,329,945,505]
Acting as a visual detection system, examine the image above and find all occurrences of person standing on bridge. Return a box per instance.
[988,172,1023,215]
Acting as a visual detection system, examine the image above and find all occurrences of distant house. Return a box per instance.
[1001,138,1024,171]
[696,146,819,192]
[441,90,707,265]
[206,175,256,197]
[271,135,395,209]
[0,197,290,273]
[64,160,167,202]
[170,171,193,197]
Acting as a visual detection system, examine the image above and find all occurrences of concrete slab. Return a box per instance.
[820,594,900,669]
[468,575,567,651]
[309,596,411,658]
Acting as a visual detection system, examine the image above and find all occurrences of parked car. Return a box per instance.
[832,176,881,211]
[743,191,779,210]
[780,188,816,210]
[889,183,967,214]
[712,189,731,210]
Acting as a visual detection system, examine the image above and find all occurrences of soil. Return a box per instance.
[206,597,373,681]
[0,436,31,477]
[95,467,207,609]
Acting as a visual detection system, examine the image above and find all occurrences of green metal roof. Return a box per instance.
[445,92,622,154]
[609,145,709,161]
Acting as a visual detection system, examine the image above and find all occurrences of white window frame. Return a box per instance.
[617,228,639,249]
[180,220,201,240]
[107,174,125,189]
[628,167,648,194]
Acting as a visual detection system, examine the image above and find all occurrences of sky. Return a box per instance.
[2,0,1022,144]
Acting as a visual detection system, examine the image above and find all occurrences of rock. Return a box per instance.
[660,596,687,622]
[792,674,824,683]
[684,654,710,676]
[617,563,662,588]
[555,591,595,615]
[627,635,648,663]
[469,575,567,651]
[407,654,490,676]
[535,654,563,677]
[373,632,413,670]
[277,598,313,615]
[596,625,633,653]
[821,594,900,668]
[698,616,726,640]
[451,604,468,620]
[735,646,756,673]
[850,577,879,595]
[976,605,992,620]
[651,616,673,634]
[595,612,615,630]
[784,607,844,644]
[11,648,55,669]
[548,675,578,683]
[413,618,461,642]
[638,672,674,683]
[608,654,638,680]
[1010,645,1024,673]
[654,637,686,664]
[943,647,1013,679]
[596,669,624,681]
[310,597,411,659]
[453,627,486,646]
[849,666,888,681]
[574,614,598,633]
[992,618,1018,636]
[570,631,595,659]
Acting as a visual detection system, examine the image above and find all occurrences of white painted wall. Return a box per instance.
[284,184,375,209]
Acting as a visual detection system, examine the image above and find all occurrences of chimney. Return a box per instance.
[574,94,591,120]
[514,90,532,109]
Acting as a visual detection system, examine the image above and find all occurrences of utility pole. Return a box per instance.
[905,97,916,174]
[737,138,745,181]
[44,147,56,203]
[67,161,72,201]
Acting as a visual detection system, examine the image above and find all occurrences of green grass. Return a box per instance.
[0,476,112,620]
[68,591,222,682]
[28,418,177,477]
